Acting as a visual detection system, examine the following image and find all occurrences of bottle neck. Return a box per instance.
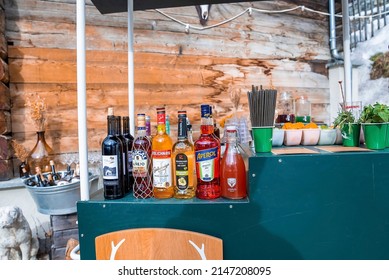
[200,116,214,135]
[136,126,147,137]
[157,111,167,135]
[115,116,122,136]
[107,116,116,136]
[123,117,130,135]
[177,115,188,140]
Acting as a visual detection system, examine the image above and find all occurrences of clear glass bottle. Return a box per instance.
[132,114,153,199]
[276,91,295,123]
[220,125,247,199]
[152,107,174,199]
[194,104,221,200]
[27,131,54,174]
[295,96,311,123]
[172,111,196,199]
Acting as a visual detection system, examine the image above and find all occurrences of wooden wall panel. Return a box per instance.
[5,0,332,166]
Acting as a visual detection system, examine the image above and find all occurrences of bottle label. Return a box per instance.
[227,178,237,192]
[195,147,218,182]
[102,155,119,179]
[132,150,149,177]
[152,150,172,188]
[175,153,189,191]
[127,151,133,173]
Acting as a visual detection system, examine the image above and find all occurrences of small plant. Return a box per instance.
[333,110,356,129]
[359,102,389,123]
[333,81,357,130]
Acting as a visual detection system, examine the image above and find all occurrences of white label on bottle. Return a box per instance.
[227,178,236,188]
[127,151,133,173]
[152,150,172,188]
[102,155,118,179]
[132,150,148,177]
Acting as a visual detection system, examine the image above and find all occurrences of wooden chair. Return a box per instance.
[95,228,223,260]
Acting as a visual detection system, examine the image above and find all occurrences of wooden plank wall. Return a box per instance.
[5,0,332,170]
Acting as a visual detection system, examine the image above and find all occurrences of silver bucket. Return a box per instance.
[23,171,99,215]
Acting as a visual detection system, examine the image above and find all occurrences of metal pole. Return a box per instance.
[128,0,135,135]
[76,0,90,201]
[342,0,353,103]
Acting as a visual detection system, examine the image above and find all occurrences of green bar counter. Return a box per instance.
[77,147,389,259]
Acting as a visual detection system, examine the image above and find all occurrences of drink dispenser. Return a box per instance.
[295,96,311,123]
[276,92,295,123]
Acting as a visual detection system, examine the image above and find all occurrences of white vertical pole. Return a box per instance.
[77,0,90,201]
[128,0,135,135]
[342,0,353,103]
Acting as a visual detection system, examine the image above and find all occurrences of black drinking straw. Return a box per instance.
[247,85,277,127]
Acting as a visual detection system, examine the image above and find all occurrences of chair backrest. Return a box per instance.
[95,228,223,260]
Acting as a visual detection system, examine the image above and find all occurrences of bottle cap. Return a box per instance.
[107,107,114,116]
[201,104,210,118]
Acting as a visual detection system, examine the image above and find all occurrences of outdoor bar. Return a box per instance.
[0,0,388,262]
[75,0,389,260]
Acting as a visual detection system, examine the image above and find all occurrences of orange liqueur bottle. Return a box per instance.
[220,125,247,199]
[132,114,153,198]
[152,107,174,199]
[172,110,196,199]
[194,104,221,199]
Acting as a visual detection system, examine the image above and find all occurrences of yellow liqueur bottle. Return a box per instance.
[172,111,196,199]
[152,107,174,199]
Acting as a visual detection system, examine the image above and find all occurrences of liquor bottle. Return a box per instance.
[115,115,129,194]
[47,173,56,186]
[21,166,30,179]
[49,160,61,182]
[132,114,153,198]
[194,104,221,199]
[166,114,171,136]
[123,116,135,193]
[172,111,196,199]
[186,117,197,188]
[186,118,194,144]
[35,166,48,187]
[152,107,174,199]
[101,108,124,199]
[209,105,221,140]
[72,163,81,182]
[145,115,152,139]
[220,125,247,199]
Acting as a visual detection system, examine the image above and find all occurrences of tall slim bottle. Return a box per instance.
[132,114,153,198]
[152,107,174,199]
[172,111,196,199]
[220,125,247,199]
[123,116,135,193]
[194,104,221,199]
[102,108,124,199]
[115,116,129,195]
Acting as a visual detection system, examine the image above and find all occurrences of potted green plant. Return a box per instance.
[359,102,389,149]
[333,109,361,147]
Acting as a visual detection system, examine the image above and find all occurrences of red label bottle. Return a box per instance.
[194,104,221,199]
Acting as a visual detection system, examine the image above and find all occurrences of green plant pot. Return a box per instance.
[252,126,273,153]
[386,123,389,148]
[362,123,388,150]
[341,123,361,147]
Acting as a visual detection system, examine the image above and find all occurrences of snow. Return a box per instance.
[351,24,389,106]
